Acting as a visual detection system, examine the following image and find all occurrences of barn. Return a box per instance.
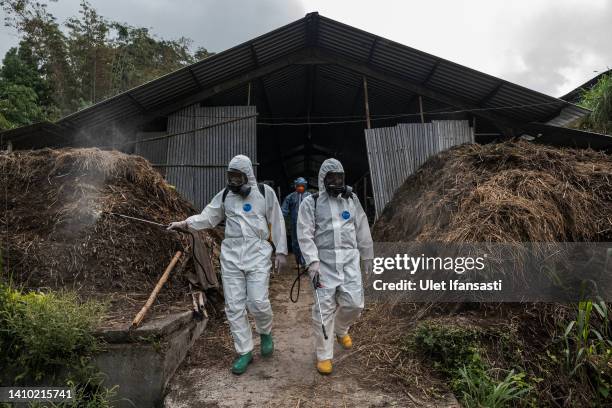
[2,12,608,217]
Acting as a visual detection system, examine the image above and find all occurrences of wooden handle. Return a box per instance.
[132,251,183,328]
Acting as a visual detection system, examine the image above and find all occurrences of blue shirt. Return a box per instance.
[281,191,312,223]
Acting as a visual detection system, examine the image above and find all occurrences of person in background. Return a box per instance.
[281,177,311,268]
[168,154,288,375]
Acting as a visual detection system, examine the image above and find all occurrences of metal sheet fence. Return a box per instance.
[134,131,168,171]
[365,120,474,219]
[165,105,257,210]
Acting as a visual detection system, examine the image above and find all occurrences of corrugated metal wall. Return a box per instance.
[365,120,474,219]
[135,131,168,168]
[164,105,257,209]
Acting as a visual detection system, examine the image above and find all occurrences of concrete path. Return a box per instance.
[163,266,423,407]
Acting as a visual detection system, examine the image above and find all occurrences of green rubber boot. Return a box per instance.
[260,333,274,357]
[231,351,253,375]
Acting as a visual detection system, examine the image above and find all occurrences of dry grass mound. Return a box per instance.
[366,140,612,405]
[373,140,612,242]
[1,148,220,324]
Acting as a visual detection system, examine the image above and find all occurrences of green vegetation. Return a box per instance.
[579,72,612,134]
[0,282,113,406]
[561,300,612,401]
[406,322,532,407]
[406,303,612,407]
[0,0,212,129]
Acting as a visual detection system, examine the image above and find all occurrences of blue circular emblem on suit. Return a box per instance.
[342,210,350,220]
[243,203,252,212]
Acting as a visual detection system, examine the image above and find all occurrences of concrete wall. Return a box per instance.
[94,312,207,407]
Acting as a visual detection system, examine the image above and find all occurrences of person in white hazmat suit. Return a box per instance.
[168,154,288,375]
[297,158,374,375]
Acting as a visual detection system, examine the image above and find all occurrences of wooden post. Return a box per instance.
[363,76,371,129]
[132,251,183,328]
[418,95,425,124]
[247,82,252,106]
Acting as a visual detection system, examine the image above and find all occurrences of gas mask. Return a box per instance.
[324,172,353,198]
[227,169,251,197]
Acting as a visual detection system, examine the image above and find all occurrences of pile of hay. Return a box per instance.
[364,140,612,405]
[1,148,220,325]
[373,140,612,243]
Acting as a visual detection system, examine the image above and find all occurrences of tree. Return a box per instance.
[0,84,46,129]
[0,0,213,124]
[65,0,112,106]
[108,23,198,95]
[0,44,57,129]
[1,0,73,112]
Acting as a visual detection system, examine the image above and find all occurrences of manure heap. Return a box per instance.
[1,148,220,324]
[373,140,612,243]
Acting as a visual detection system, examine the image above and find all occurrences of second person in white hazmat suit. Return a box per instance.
[297,158,374,375]
[168,154,288,375]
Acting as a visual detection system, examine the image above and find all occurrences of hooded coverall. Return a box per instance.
[185,155,288,355]
[297,159,374,361]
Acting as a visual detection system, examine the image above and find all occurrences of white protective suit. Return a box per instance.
[185,155,288,355]
[297,158,374,360]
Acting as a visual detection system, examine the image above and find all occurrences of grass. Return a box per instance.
[0,281,115,406]
[456,367,529,408]
[406,321,533,407]
[561,299,612,402]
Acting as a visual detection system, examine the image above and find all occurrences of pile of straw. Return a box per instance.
[373,140,612,243]
[1,148,219,299]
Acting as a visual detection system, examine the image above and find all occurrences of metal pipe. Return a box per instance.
[107,212,167,228]
[419,95,425,124]
[363,76,371,129]
[313,285,328,340]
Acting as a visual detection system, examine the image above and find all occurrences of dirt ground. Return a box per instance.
[164,265,458,408]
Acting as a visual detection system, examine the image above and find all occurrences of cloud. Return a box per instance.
[90,0,306,52]
[1,0,609,98]
[0,0,306,57]
[500,0,612,96]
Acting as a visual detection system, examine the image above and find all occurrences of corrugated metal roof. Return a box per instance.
[1,12,593,143]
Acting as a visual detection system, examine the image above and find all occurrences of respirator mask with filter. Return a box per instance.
[227,169,251,197]
[324,171,352,198]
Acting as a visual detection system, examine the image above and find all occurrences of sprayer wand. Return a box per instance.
[311,270,329,340]
[106,211,215,286]
[107,212,167,228]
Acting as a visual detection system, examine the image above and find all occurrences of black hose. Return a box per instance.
[290,263,310,303]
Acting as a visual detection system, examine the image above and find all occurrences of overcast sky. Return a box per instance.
[1,0,610,97]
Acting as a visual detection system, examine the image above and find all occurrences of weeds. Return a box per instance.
[407,321,532,407]
[456,367,529,408]
[561,299,612,401]
[0,282,115,405]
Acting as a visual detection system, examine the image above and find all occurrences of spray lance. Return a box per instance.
[105,212,213,319]
[312,269,328,340]
[290,263,327,340]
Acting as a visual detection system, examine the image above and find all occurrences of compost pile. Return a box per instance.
[361,140,612,405]
[373,140,612,242]
[1,148,221,323]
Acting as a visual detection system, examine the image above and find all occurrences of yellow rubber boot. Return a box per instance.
[337,334,353,349]
[316,359,333,375]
